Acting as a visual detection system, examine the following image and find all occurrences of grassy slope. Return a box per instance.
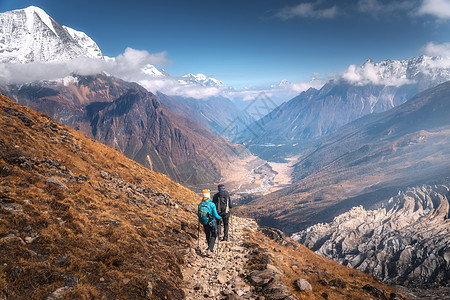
[0,94,199,299]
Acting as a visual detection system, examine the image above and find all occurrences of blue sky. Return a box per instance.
[1,0,450,88]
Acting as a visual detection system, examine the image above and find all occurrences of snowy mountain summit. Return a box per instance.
[342,55,450,88]
[0,6,103,64]
[181,73,225,87]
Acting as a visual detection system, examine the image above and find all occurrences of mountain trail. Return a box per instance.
[182,216,260,299]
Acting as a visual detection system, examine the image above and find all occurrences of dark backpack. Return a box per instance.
[198,201,212,225]
[216,192,229,215]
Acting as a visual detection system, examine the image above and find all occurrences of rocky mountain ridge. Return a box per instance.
[292,183,450,288]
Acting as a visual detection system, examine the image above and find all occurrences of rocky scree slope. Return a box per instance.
[1,74,246,186]
[293,184,450,288]
[0,94,202,298]
[183,217,402,300]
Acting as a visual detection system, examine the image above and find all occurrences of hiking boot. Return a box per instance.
[221,237,228,241]
[206,250,214,257]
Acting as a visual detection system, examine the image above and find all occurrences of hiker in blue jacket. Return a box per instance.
[198,189,221,256]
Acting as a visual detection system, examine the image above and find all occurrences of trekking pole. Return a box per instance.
[230,211,234,245]
[216,223,220,256]
[197,222,200,249]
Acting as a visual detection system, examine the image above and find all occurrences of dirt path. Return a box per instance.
[182,216,259,299]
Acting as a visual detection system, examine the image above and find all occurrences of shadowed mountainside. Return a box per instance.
[1,74,247,187]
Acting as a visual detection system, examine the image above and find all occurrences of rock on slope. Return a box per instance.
[293,184,450,287]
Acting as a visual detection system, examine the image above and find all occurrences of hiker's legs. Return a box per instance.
[203,224,211,247]
[222,214,230,240]
[207,224,217,251]
[217,219,222,237]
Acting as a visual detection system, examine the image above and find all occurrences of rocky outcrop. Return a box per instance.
[292,184,450,287]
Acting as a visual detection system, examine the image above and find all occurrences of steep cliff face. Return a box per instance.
[90,88,240,185]
[293,184,450,287]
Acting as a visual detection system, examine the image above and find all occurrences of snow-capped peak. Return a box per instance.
[24,6,57,35]
[341,55,450,87]
[142,64,167,77]
[0,6,103,64]
[182,73,225,87]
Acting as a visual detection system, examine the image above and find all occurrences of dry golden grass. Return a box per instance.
[0,95,200,299]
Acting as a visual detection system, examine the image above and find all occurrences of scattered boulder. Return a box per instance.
[54,256,70,267]
[9,266,21,280]
[1,106,33,126]
[46,176,69,191]
[363,284,388,300]
[329,278,346,288]
[295,278,312,292]
[46,286,70,300]
[0,202,22,213]
[389,292,406,300]
[1,234,25,245]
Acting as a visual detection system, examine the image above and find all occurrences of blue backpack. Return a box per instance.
[198,201,213,225]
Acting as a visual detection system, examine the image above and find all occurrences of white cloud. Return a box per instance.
[357,0,415,16]
[417,0,450,19]
[341,60,413,86]
[0,48,170,85]
[421,42,450,57]
[276,1,338,19]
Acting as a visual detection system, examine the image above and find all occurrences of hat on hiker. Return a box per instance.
[202,189,211,200]
[218,184,225,190]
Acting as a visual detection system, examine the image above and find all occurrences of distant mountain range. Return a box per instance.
[243,56,450,157]
[237,80,450,233]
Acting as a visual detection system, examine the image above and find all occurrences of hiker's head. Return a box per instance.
[202,189,211,200]
[218,184,225,191]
